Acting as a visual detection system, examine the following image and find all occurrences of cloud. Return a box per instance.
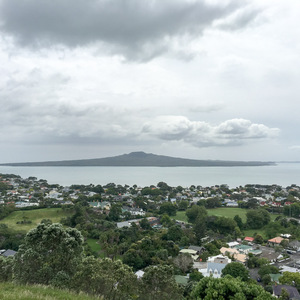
[289,146,300,150]
[0,0,258,60]
[142,116,280,147]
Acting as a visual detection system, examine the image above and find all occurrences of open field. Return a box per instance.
[175,207,279,223]
[174,207,280,239]
[0,208,73,233]
[0,282,100,300]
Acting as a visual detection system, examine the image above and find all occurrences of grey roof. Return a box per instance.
[207,262,226,274]
[188,245,205,252]
[273,285,300,299]
[1,249,16,257]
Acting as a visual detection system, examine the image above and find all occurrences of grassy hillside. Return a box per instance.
[0,282,101,300]
[0,208,73,233]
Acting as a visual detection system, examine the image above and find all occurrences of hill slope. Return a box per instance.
[0,282,100,300]
[0,151,275,167]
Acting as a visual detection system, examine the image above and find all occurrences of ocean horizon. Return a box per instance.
[0,163,299,188]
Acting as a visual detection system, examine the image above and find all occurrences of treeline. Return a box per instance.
[0,222,275,300]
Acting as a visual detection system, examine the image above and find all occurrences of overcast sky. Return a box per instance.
[1,0,300,163]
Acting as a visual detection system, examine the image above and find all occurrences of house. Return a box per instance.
[234,244,253,255]
[220,247,247,264]
[268,237,288,247]
[188,245,205,254]
[227,241,240,248]
[180,249,198,261]
[244,236,254,243]
[199,255,231,278]
[273,285,300,299]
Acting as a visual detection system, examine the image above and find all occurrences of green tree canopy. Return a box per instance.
[140,265,182,300]
[72,256,138,300]
[13,223,84,286]
[221,262,250,282]
[186,205,207,224]
[191,275,276,299]
[246,209,271,229]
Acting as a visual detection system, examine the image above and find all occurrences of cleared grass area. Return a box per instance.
[87,238,101,253]
[0,208,73,233]
[175,207,279,223]
[0,282,100,300]
[174,211,188,222]
[243,228,267,239]
[207,207,248,222]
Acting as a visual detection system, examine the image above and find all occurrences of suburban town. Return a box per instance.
[1,172,300,299]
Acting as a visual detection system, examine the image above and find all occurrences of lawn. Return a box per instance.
[174,207,249,223]
[0,208,73,233]
[207,207,248,222]
[87,238,101,253]
[175,207,279,223]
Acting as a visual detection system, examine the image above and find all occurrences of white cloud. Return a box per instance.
[143,116,279,147]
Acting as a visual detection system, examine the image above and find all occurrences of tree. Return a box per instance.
[191,275,276,299]
[234,215,243,229]
[173,253,193,274]
[258,265,279,278]
[0,256,13,282]
[109,204,122,221]
[279,271,300,287]
[178,200,189,211]
[221,262,249,282]
[160,214,174,227]
[159,202,177,216]
[167,225,183,242]
[140,218,152,230]
[193,216,206,244]
[13,223,83,286]
[140,265,182,300]
[72,256,138,300]
[254,234,264,244]
[246,209,271,229]
[186,205,207,224]
[189,269,204,282]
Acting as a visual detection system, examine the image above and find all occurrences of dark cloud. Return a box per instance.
[0,0,256,60]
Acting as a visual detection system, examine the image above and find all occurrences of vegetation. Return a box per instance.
[191,275,276,299]
[0,208,73,233]
[0,282,100,300]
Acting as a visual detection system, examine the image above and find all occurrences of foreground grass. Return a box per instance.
[0,208,73,233]
[0,282,101,300]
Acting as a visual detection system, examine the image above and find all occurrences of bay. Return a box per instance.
[0,163,299,188]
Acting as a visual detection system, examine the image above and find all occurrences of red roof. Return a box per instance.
[244,237,254,242]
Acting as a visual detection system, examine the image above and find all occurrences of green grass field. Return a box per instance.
[175,207,278,223]
[0,282,101,300]
[87,238,101,253]
[0,208,73,233]
[174,207,279,239]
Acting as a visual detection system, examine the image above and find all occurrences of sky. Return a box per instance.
[0,0,300,163]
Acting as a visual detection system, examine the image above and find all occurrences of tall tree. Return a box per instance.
[191,275,276,299]
[140,265,182,300]
[13,223,83,286]
[186,205,207,224]
[221,262,250,282]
